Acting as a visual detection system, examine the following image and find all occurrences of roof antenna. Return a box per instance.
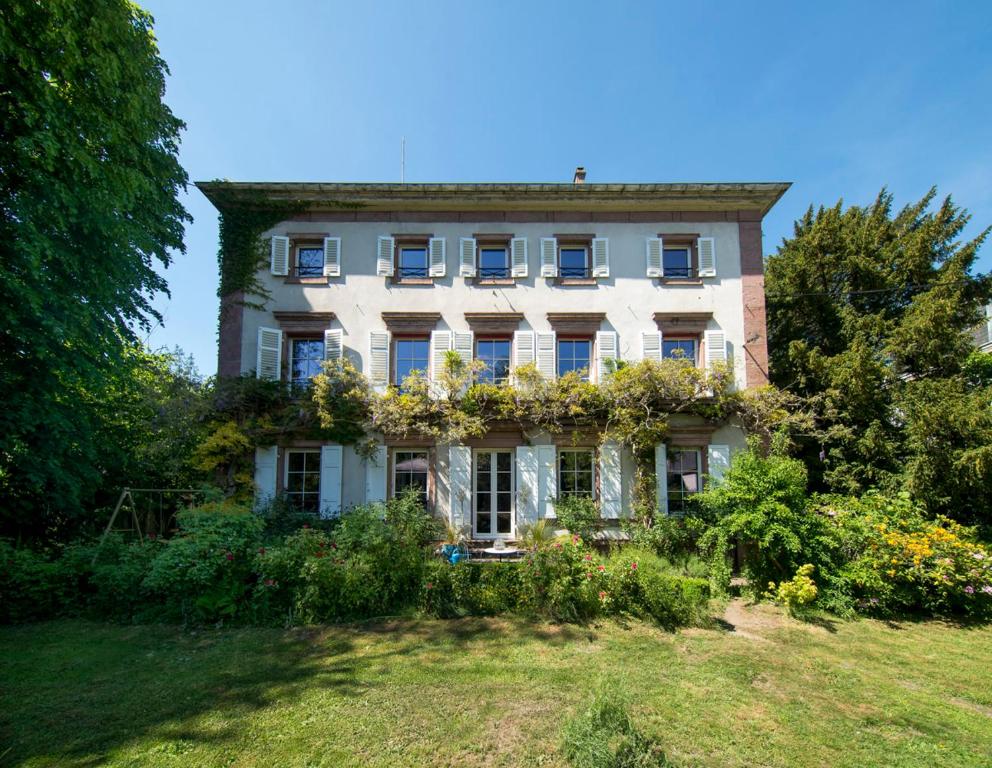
[401,137,406,183]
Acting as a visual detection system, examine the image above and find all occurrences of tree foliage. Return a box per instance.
[0,1,189,534]
[766,188,992,523]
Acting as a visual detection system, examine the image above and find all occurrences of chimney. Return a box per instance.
[573,166,586,185]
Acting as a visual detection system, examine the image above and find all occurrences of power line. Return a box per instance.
[764,277,983,303]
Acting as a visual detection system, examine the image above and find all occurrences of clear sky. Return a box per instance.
[141,0,992,376]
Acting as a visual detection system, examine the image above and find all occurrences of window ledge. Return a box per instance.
[659,278,704,285]
[391,277,434,286]
[555,278,598,286]
[474,278,516,286]
[284,276,328,285]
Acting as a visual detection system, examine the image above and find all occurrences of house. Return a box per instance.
[975,303,992,353]
[197,171,790,539]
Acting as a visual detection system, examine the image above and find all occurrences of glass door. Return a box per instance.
[473,450,514,538]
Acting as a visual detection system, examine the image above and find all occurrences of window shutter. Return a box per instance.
[704,330,727,371]
[592,237,610,278]
[697,237,716,277]
[256,327,282,381]
[707,444,730,486]
[365,443,387,503]
[511,237,528,277]
[254,446,278,508]
[431,330,452,382]
[599,442,621,519]
[655,444,668,516]
[368,330,390,390]
[270,236,289,276]
[536,444,557,519]
[449,445,472,532]
[515,446,539,528]
[324,329,343,361]
[513,330,535,371]
[596,330,618,381]
[453,331,473,368]
[323,237,341,277]
[459,237,477,278]
[642,331,662,361]
[376,236,395,276]
[429,237,446,277]
[540,237,558,277]
[536,331,556,379]
[319,445,343,518]
[646,237,663,278]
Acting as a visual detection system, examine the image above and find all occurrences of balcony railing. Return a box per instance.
[559,265,591,279]
[479,265,511,279]
[397,266,429,279]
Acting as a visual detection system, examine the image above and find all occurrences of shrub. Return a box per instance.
[605,548,710,628]
[553,496,601,542]
[519,535,605,622]
[560,681,670,768]
[766,564,818,617]
[0,542,76,623]
[64,535,164,621]
[624,514,709,572]
[419,561,523,618]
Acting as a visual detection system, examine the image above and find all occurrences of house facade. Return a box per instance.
[198,175,789,538]
[975,303,992,353]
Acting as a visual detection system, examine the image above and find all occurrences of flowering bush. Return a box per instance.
[605,548,710,628]
[766,564,818,616]
[518,536,606,622]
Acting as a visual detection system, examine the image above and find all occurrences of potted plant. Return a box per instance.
[441,520,465,561]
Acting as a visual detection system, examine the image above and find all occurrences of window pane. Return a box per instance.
[557,339,591,378]
[288,452,306,472]
[399,247,428,277]
[476,339,511,384]
[560,248,588,277]
[292,339,325,384]
[297,247,324,276]
[663,248,690,277]
[663,339,696,362]
[479,248,509,278]
[496,512,511,533]
[395,338,429,386]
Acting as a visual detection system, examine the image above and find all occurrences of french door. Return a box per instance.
[473,450,514,538]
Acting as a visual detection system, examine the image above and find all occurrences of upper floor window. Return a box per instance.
[557,338,591,380]
[558,449,594,499]
[479,247,510,279]
[476,338,511,385]
[559,246,590,279]
[290,338,325,387]
[667,448,701,515]
[394,337,429,387]
[663,338,697,364]
[285,449,321,513]
[398,246,429,279]
[663,245,693,278]
[393,449,429,507]
[296,245,325,277]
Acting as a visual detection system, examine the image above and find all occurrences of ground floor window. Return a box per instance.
[558,449,595,498]
[667,448,701,515]
[285,449,321,513]
[474,450,513,536]
[393,450,429,506]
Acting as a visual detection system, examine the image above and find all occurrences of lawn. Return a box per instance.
[1,603,991,767]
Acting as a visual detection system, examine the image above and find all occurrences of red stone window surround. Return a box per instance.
[284,233,330,284]
[272,312,335,380]
[473,233,514,285]
[554,233,595,285]
[392,234,434,285]
[657,232,701,284]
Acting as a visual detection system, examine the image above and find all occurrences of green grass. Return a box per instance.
[1,603,991,767]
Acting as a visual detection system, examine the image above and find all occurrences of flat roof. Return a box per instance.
[196,180,791,217]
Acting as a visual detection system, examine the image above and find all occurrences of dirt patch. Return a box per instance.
[719,599,783,641]
[950,696,992,719]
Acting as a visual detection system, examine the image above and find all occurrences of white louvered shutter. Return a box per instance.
[515,447,538,528]
[596,331,618,381]
[536,445,557,519]
[642,331,662,361]
[368,331,390,390]
[254,446,278,508]
[256,327,282,381]
[599,442,621,519]
[323,237,341,277]
[429,237,446,277]
[324,329,343,362]
[697,237,716,277]
[453,331,473,368]
[270,236,290,276]
[319,445,343,518]
[540,237,558,277]
[459,237,477,278]
[431,330,452,382]
[655,444,669,516]
[376,236,395,276]
[449,445,472,531]
[707,444,731,486]
[646,237,663,278]
[511,237,528,278]
[592,237,610,278]
[704,330,727,371]
[536,331,556,379]
[365,443,387,503]
[514,330,535,371]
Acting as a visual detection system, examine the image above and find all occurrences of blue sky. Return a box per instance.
[142,0,992,376]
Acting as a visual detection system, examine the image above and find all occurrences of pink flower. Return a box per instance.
[572,535,580,544]
[225,552,234,561]
[584,554,592,561]
[981,585,992,595]
[426,582,434,590]
[965,585,975,594]
[331,542,338,550]
[586,572,593,579]
[598,591,607,599]
[554,542,562,550]
[264,578,275,587]
[630,562,638,570]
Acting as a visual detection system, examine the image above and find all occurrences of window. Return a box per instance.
[285,450,321,513]
[398,246,428,279]
[559,449,594,498]
[479,247,510,279]
[476,338,511,385]
[474,450,513,536]
[559,246,590,278]
[290,338,325,387]
[296,245,324,277]
[663,338,697,364]
[394,337,429,388]
[667,449,701,515]
[663,246,693,278]
[393,450,429,506]
[557,338,591,380]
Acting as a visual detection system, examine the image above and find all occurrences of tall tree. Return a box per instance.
[0,1,189,536]
[766,189,992,523]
